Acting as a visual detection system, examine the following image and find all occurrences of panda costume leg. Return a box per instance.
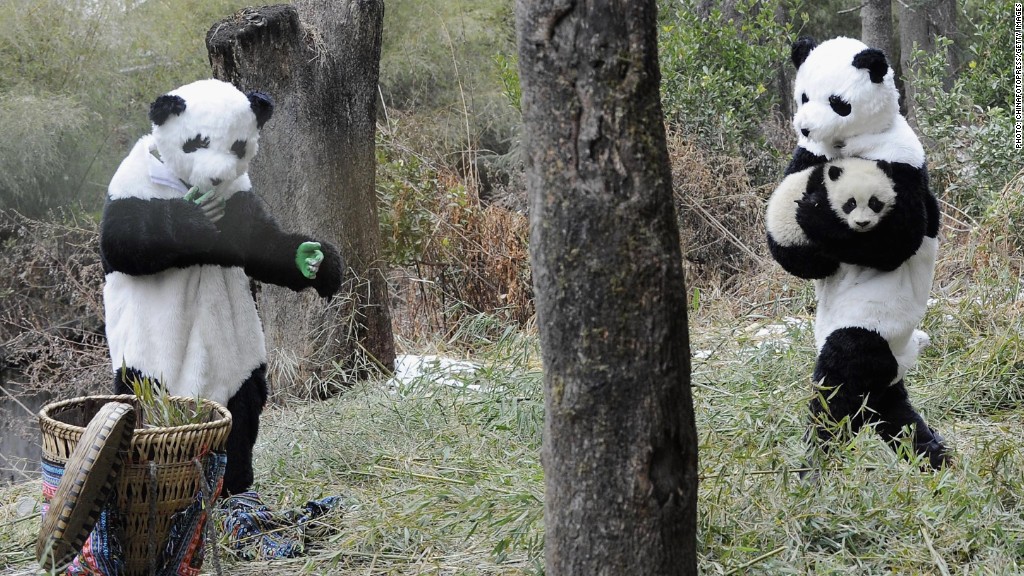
[809,327,896,445]
[809,327,948,469]
[866,381,950,469]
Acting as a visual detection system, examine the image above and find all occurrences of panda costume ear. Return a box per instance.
[852,48,889,83]
[791,36,817,70]
[149,94,186,126]
[247,91,274,129]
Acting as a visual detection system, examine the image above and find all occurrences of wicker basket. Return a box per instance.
[38,394,232,576]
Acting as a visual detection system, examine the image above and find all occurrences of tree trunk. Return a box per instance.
[861,0,894,62]
[516,1,698,574]
[896,0,958,126]
[207,3,394,397]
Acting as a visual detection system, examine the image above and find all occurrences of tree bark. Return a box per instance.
[207,3,394,396]
[896,0,958,126]
[861,0,895,62]
[516,1,698,574]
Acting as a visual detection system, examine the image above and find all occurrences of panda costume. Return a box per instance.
[766,37,949,469]
[100,79,343,494]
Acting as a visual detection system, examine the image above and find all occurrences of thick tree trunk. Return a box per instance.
[207,3,394,396]
[896,0,958,126]
[861,0,895,62]
[516,1,698,574]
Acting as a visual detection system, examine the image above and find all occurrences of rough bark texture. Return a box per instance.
[896,0,958,126]
[207,3,394,396]
[516,1,698,574]
[861,0,895,63]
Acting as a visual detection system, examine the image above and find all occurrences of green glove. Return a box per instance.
[296,241,324,279]
[184,187,226,222]
[184,186,202,202]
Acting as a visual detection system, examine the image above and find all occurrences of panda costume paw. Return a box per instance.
[768,36,949,471]
[101,79,345,495]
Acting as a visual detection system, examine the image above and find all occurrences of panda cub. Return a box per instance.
[768,157,936,278]
[766,157,948,469]
[100,79,343,495]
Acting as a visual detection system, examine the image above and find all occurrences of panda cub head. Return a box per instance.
[148,79,274,195]
[820,157,895,232]
[791,36,898,155]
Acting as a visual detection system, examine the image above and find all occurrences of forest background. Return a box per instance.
[1,0,1022,574]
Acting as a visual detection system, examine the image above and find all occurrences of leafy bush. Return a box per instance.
[376,130,533,334]
[658,0,794,175]
[376,138,448,268]
[908,2,1019,216]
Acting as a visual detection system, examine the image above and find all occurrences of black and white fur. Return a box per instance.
[100,79,343,494]
[785,36,926,175]
[768,35,948,468]
[767,157,948,469]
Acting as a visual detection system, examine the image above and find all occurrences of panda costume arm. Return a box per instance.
[765,167,841,279]
[99,195,237,275]
[785,146,827,176]
[216,191,343,298]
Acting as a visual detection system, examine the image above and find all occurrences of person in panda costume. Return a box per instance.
[766,37,949,470]
[100,79,343,494]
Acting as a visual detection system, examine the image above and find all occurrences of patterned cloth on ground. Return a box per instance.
[219,491,345,560]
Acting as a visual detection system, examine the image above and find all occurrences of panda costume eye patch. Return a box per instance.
[231,140,248,159]
[829,95,852,117]
[183,134,210,153]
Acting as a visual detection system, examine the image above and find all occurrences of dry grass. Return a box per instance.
[0,211,108,398]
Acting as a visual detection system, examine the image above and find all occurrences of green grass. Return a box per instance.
[243,329,546,574]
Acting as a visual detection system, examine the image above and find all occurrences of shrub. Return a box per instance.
[376,129,533,338]
[657,0,794,183]
[908,2,1019,216]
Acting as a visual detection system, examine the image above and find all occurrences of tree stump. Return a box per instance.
[207,2,394,396]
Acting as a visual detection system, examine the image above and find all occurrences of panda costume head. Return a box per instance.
[788,36,924,169]
[148,79,273,199]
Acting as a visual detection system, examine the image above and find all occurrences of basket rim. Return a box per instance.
[38,394,231,435]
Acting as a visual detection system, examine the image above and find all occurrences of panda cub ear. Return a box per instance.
[875,160,894,177]
[791,36,817,70]
[852,48,889,83]
[247,91,274,129]
[149,94,186,126]
[827,165,843,181]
